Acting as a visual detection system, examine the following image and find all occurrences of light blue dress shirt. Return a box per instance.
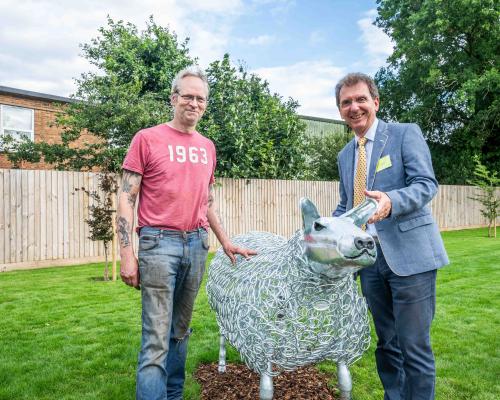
[354,118,379,238]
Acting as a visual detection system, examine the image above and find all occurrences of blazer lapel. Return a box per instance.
[368,120,389,190]
[345,138,356,206]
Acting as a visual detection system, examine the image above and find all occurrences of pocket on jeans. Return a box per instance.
[201,232,210,250]
[139,235,159,251]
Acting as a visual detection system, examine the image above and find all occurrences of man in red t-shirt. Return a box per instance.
[116,66,256,400]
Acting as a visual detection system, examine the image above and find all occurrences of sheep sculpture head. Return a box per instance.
[207,198,378,400]
[301,197,377,279]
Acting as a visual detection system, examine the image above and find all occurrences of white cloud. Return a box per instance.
[163,0,245,66]
[0,54,93,96]
[180,0,243,13]
[251,0,294,15]
[248,35,277,46]
[0,0,244,96]
[252,61,345,119]
[357,9,393,69]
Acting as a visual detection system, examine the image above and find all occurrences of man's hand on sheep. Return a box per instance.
[222,242,257,265]
[365,190,392,223]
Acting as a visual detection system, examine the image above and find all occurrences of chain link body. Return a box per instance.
[207,230,371,376]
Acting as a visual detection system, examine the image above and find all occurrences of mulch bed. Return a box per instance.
[195,363,339,399]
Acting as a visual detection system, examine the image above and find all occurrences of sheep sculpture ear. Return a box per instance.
[340,198,378,227]
[300,197,321,235]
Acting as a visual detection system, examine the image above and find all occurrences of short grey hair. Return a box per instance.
[335,72,379,107]
[171,65,209,97]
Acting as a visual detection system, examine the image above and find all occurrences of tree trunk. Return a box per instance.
[104,243,109,281]
[111,192,117,281]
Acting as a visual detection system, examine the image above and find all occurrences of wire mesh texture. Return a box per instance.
[207,230,371,376]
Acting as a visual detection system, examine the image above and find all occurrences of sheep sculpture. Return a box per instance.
[207,198,378,400]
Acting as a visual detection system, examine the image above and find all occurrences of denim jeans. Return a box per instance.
[360,244,437,400]
[136,227,209,400]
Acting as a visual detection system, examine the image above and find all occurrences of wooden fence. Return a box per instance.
[0,169,494,271]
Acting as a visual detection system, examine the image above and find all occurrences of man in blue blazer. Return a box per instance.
[333,73,449,400]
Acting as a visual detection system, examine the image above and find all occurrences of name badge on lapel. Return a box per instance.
[376,155,392,172]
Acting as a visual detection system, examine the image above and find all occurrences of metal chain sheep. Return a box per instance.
[207,198,378,400]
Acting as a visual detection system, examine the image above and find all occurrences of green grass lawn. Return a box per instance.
[0,228,498,399]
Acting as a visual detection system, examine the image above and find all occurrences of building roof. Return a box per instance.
[0,86,75,104]
[298,114,346,125]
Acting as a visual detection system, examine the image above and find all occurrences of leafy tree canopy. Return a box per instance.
[5,16,308,179]
[374,0,500,184]
[201,55,308,179]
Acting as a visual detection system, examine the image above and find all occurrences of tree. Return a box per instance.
[468,155,500,238]
[200,55,308,179]
[374,0,500,184]
[305,131,352,181]
[3,17,308,180]
[76,172,119,279]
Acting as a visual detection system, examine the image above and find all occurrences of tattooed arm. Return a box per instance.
[206,184,257,264]
[116,169,142,288]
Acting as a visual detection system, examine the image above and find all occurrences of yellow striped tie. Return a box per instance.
[354,137,367,229]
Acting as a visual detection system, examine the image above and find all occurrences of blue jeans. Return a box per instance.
[136,227,209,400]
[360,244,437,400]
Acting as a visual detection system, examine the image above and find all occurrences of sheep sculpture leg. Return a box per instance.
[218,337,352,400]
[337,362,352,400]
[259,362,274,400]
[218,335,226,373]
[219,334,274,399]
[219,334,351,400]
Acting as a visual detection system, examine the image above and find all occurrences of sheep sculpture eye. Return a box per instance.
[314,222,326,231]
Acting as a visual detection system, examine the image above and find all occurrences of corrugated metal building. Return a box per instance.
[299,115,350,137]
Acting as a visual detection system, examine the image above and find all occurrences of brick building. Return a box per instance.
[0,86,94,170]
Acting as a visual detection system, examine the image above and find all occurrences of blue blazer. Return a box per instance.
[333,120,449,276]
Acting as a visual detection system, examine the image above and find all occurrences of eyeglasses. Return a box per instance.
[175,92,207,105]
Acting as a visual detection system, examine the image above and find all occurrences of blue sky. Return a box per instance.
[0,0,392,119]
[229,1,382,68]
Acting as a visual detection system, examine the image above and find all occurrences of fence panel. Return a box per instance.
[0,169,104,270]
[0,168,494,271]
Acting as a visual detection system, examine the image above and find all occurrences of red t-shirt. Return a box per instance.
[122,124,216,231]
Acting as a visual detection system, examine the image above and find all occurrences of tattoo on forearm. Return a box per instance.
[208,184,224,228]
[208,184,215,208]
[122,170,141,192]
[127,193,137,207]
[117,216,131,247]
[121,170,141,207]
[215,209,225,230]
[122,179,132,193]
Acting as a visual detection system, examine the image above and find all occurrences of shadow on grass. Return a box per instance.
[88,276,110,282]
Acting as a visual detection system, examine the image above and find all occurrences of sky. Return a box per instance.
[0,0,393,119]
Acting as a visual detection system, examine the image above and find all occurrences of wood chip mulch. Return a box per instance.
[194,363,339,399]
